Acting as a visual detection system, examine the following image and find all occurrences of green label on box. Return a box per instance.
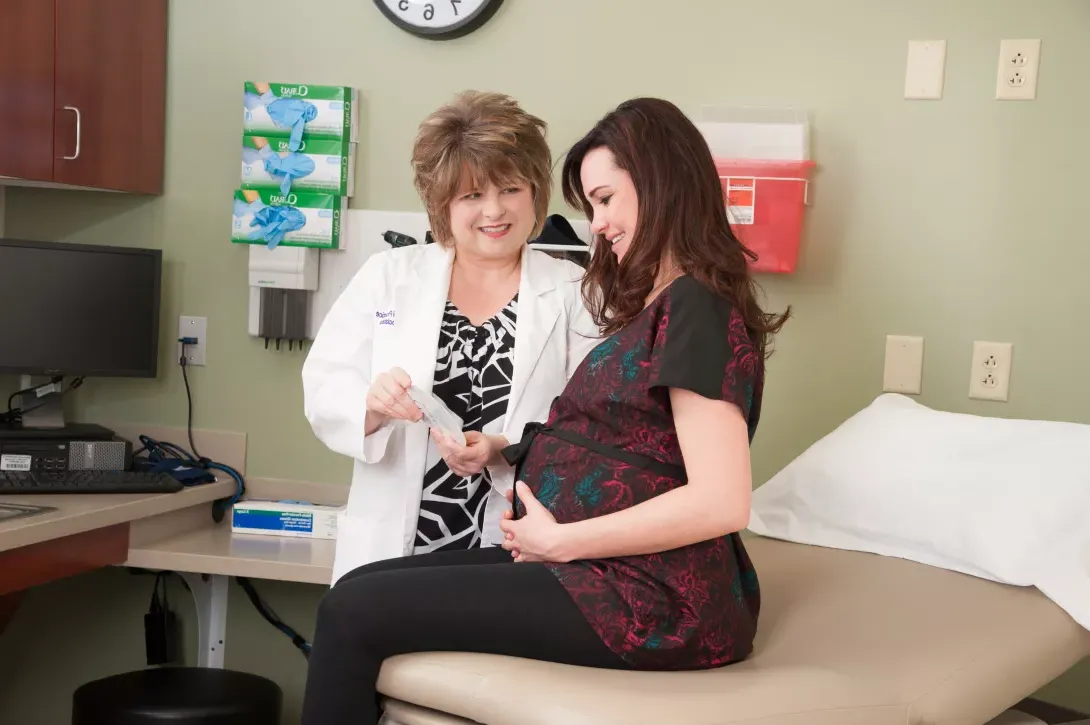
[244,82,351,102]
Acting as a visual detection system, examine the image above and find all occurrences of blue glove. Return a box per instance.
[248,205,306,249]
[233,196,267,218]
[243,89,277,110]
[267,98,318,151]
[241,144,264,165]
[263,151,315,195]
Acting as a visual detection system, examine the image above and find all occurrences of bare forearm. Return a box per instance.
[555,485,748,562]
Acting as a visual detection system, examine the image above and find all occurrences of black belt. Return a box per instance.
[500,421,687,519]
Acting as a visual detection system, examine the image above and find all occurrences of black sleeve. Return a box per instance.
[647,277,760,419]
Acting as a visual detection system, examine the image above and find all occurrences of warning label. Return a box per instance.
[725,177,755,225]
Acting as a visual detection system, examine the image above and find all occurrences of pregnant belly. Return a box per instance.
[520,435,679,525]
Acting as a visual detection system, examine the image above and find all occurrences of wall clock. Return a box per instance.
[373,0,504,40]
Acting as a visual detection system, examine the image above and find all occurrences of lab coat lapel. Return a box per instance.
[393,244,454,393]
[509,247,560,417]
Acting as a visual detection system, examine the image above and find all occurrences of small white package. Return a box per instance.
[231,500,344,540]
[407,385,466,445]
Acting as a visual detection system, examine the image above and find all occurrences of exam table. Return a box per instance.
[374,536,1090,725]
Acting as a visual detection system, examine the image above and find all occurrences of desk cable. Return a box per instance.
[133,338,311,661]
[1,375,84,426]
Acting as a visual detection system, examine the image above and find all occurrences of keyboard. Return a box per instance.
[0,470,184,495]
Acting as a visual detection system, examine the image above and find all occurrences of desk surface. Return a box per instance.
[126,521,336,585]
[123,477,345,585]
[0,480,236,553]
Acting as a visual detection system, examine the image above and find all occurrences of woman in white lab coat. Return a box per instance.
[301,90,600,582]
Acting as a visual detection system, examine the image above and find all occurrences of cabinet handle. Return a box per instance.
[62,106,81,161]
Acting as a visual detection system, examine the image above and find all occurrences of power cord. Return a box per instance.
[136,340,309,660]
[236,577,312,659]
[178,337,201,458]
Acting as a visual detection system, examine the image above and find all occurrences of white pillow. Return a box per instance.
[748,393,1090,632]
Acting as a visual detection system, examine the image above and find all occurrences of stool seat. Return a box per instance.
[72,667,281,725]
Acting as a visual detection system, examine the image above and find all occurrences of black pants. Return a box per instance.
[299,546,629,725]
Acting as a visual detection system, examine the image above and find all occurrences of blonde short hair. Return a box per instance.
[411,90,552,245]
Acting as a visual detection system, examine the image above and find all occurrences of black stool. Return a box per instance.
[72,667,281,725]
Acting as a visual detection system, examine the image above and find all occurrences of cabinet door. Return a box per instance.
[0,0,57,183]
[52,0,167,194]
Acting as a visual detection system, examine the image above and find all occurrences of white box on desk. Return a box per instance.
[231,500,343,540]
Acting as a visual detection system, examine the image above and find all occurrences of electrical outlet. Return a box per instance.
[995,39,1041,100]
[968,341,1012,401]
[178,316,207,366]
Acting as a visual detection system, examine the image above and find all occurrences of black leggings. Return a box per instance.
[299,546,629,725]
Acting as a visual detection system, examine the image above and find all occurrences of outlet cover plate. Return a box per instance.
[969,341,1012,401]
[178,316,207,366]
[995,38,1041,100]
[904,40,947,100]
[883,335,924,394]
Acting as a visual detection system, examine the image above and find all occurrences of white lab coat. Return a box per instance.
[302,242,601,584]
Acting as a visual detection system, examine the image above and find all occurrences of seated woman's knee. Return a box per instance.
[317,574,393,644]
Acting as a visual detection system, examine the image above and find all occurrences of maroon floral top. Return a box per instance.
[514,276,763,670]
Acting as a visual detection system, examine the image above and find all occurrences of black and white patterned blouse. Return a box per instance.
[413,295,518,553]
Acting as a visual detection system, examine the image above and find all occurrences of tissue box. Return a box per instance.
[231,500,343,540]
[241,135,355,196]
[243,82,358,143]
[231,188,347,250]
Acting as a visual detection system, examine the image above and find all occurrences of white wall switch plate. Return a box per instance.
[969,341,1013,401]
[904,40,947,100]
[995,38,1041,100]
[883,335,925,394]
[178,316,208,366]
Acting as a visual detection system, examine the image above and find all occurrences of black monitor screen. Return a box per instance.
[0,239,161,377]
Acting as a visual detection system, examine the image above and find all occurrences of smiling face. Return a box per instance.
[580,147,640,262]
[447,172,537,262]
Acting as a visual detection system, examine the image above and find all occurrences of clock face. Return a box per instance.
[373,0,504,40]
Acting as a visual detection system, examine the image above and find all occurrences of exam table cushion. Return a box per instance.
[748,392,1090,632]
[375,536,1090,725]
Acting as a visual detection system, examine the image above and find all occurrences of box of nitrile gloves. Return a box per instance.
[231,500,343,539]
[242,82,358,143]
[241,134,355,196]
[230,188,346,249]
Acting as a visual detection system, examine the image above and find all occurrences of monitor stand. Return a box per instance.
[0,376,115,441]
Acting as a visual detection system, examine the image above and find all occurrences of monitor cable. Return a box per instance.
[1,376,84,426]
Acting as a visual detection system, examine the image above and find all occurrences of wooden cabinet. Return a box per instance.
[0,0,167,194]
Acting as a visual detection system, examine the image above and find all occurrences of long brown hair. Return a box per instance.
[561,98,789,359]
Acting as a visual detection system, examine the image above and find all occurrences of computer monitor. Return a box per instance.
[0,238,162,430]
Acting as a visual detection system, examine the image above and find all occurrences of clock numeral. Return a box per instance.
[424,3,435,20]
[398,0,408,9]
[450,0,461,15]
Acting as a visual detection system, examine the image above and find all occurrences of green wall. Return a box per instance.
[1,0,1087,722]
